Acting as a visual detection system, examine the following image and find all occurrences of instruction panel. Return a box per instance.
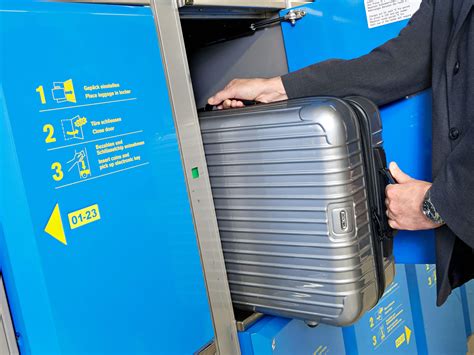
[414,264,468,354]
[34,78,149,244]
[351,265,417,354]
[40,80,145,188]
[364,0,422,28]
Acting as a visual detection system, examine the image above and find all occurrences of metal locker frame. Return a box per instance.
[0,277,19,355]
[150,1,241,353]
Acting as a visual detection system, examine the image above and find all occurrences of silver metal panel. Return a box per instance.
[236,312,264,332]
[150,1,240,354]
[0,277,18,355]
[197,341,217,355]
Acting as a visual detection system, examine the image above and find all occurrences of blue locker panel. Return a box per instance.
[0,2,214,353]
[239,317,346,355]
[406,265,467,354]
[464,281,474,336]
[281,0,435,264]
[345,264,417,355]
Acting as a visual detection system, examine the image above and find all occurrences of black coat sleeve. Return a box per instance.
[431,123,474,249]
[281,0,434,106]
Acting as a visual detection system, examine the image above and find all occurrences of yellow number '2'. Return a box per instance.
[43,124,57,143]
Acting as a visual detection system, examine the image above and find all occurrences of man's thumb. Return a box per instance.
[389,162,413,184]
[208,88,235,106]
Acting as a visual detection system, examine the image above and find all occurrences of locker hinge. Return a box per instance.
[250,9,306,32]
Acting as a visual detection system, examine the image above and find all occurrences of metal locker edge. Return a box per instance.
[150,1,241,354]
[0,276,19,355]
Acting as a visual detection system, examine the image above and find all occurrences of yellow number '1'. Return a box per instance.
[43,124,56,143]
[51,162,64,182]
[36,85,46,104]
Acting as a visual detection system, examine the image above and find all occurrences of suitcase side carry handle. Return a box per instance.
[380,168,396,185]
[374,149,398,257]
[198,100,261,113]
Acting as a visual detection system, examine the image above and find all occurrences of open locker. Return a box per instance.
[174,0,435,347]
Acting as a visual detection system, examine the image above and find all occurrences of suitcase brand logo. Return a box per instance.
[340,210,348,231]
[329,205,355,237]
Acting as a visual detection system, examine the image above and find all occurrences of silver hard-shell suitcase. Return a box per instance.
[199,97,395,326]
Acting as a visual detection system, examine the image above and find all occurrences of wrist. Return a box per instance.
[266,77,288,101]
[422,187,445,225]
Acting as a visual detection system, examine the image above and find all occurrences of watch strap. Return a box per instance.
[422,188,445,225]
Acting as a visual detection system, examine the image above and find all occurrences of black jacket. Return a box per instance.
[282,0,474,306]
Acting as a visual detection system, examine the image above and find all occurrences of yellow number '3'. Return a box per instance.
[51,162,64,181]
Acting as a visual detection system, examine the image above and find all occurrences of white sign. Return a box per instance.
[364,0,422,29]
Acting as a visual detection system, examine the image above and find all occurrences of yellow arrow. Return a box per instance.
[44,203,67,245]
[405,326,412,345]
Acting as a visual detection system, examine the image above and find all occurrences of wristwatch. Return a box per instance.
[422,188,445,225]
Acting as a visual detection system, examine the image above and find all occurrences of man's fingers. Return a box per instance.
[208,88,236,106]
[222,99,232,109]
[231,100,244,108]
[386,209,395,219]
[389,162,413,184]
[208,93,221,105]
[214,98,244,109]
[209,78,244,105]
[388,219,400,230]
[387,208,399,219]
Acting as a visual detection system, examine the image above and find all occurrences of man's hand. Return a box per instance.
[385,162,442,231]
[208,77,288,109]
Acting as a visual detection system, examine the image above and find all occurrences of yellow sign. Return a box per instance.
[405,326,412,344]
[395,326,412,348]
[395,333,406,348]
[52,79,76,104]
[45,203,67,245]
[68,204,101,230]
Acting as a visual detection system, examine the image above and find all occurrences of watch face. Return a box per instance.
[423,196,444,224]
[423,200,436,220]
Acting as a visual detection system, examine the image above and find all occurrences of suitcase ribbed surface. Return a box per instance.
[200,98,387,325]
